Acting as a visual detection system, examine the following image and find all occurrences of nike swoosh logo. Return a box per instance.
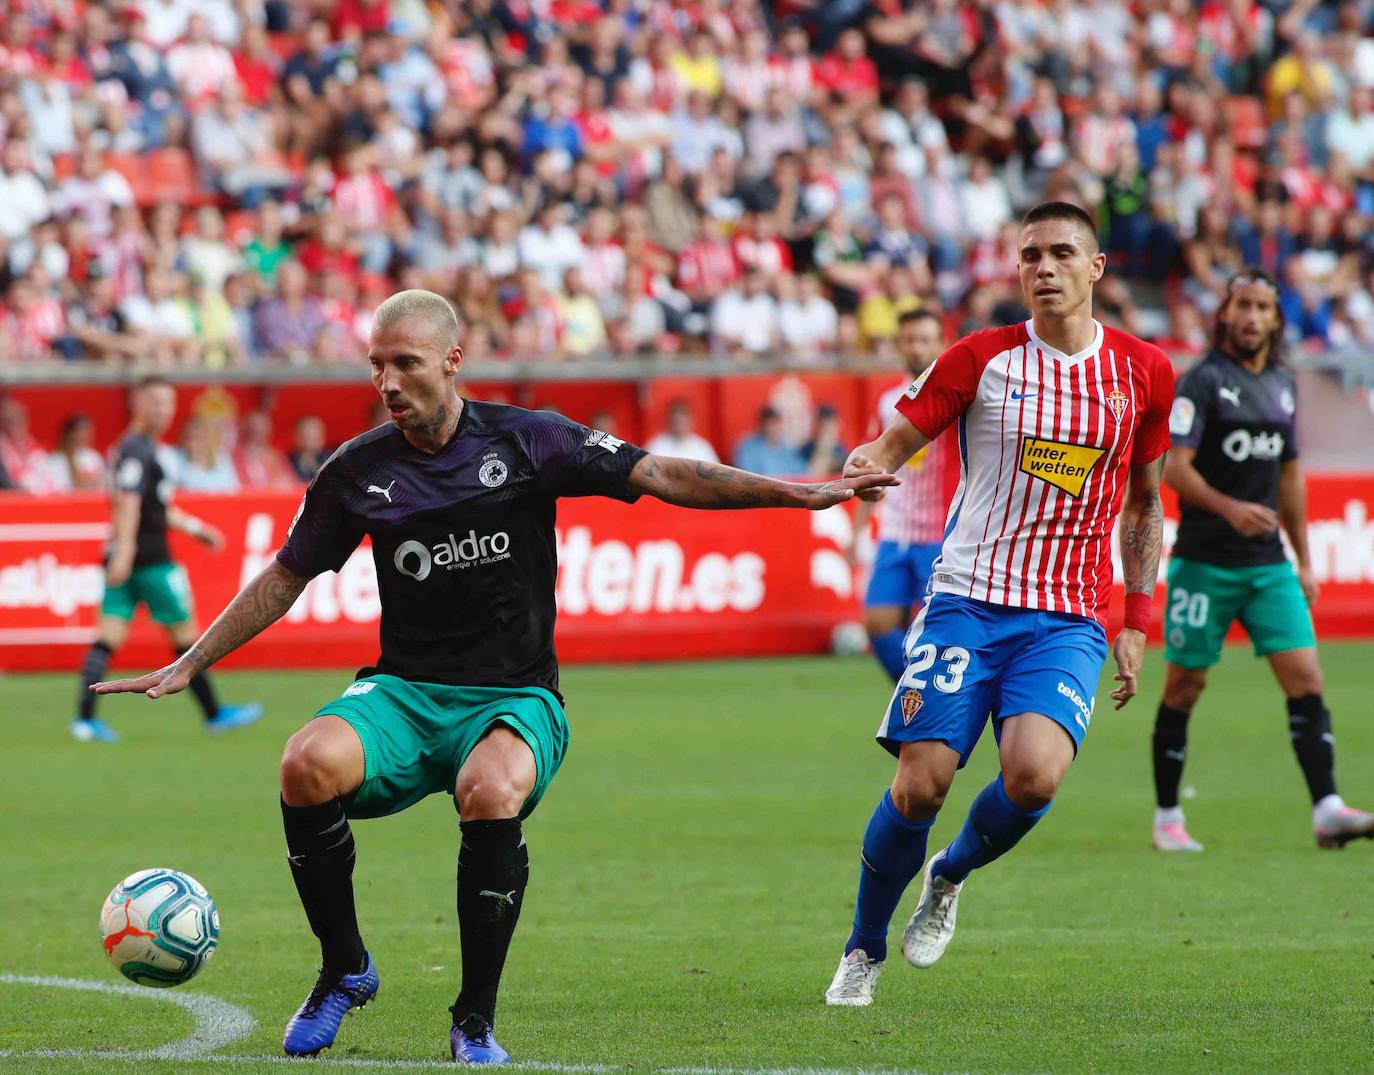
[1011,390,1041,400]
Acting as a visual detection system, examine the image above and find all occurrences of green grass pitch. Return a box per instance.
[2,644,1373,1074]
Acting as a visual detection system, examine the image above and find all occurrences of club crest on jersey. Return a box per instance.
[1018,436,1106,498]
[900,689,923,726]
[1105,388,1129,424]
[478,453,508,488]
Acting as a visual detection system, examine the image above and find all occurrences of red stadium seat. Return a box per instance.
[51,153,76,181]
[143,148,210,208]
[103,152,145,194]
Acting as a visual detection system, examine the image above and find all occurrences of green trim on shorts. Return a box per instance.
[99,562,194,625]
[314,674,569,821]
[1163,557,1316,670]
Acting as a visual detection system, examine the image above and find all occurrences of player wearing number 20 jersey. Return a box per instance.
[825,203,1173,1009]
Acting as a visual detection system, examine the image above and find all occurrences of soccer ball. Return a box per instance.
[99,868,219,987]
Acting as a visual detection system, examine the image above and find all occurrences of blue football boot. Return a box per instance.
[206,702,263,734]
[283,953,379,1056]
[450,1013,509,1065]
[70,718,120,743]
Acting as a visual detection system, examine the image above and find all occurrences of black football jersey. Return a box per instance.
[278,401,648,695]
[1169,349,1298,566]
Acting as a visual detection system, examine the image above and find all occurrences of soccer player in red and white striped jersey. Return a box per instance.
[826,202,1173,1007]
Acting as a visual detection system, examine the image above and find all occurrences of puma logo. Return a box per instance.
[367,480,396,502]
[1219,387,1240,407]
[103,898,157,957]
[479,889,517,906]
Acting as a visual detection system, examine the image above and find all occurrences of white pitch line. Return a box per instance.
[0,973,256,1060]
[0,974,939,1075]
[0,1052,934,1075]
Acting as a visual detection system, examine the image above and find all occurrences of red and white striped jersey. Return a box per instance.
[872,381,956,546]
[896,320,1173,625]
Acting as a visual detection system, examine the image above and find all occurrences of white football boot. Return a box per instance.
[1153,807,1203,852]
[824,949,883,1006]
[902,853,961,968]
[1313,795,1374,849]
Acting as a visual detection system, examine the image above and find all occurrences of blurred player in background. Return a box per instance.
[825,203,1173,1006]
[1151,270,1374,852]
[850,308,961,682]
[95,291,895,1065]
[72,376,261,742]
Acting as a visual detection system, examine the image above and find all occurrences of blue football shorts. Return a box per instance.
[876,592,1109,766]
[865,540,943,610]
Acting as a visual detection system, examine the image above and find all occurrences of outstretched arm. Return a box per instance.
[167,505,226,552]
[842,414,931,501]
[628,455,898,510]
[93,560,310,698]
[1111,454,1166,710]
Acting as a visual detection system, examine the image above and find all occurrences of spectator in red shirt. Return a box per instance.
[330,0,390,41]
[234,410,296,490]
[814,29,878,107]
[232,24,281,109]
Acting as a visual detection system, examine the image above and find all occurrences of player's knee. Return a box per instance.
[1001,767,1060,812]
[1163,669,1207,711]
[455,765,527,820]
[279,729,353,805]
[864,606,905,639]
[1284,669,1324,697]
[890,773,950,821]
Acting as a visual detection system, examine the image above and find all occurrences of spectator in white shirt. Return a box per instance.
[778,272,839,356]
[710,267,780,355]
[518,201,586,292]
[167,13,237,105]
[670,92,733,175]
[180,206,243,295]
[645,399,720,463]
[958,154,1014,242]
[54,145,135,238]
[1327,85,1374,172]
[119,268,197,363]
[0,138,51,242]
[46,413,106,492]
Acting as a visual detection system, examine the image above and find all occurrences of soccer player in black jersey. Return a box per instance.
[73,375,261,743]
[1151,270,1374,852]
[95,290,896,1064]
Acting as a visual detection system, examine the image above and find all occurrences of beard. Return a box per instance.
[1225,331,1267,360]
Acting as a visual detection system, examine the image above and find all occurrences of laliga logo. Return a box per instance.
[393,531,512,580]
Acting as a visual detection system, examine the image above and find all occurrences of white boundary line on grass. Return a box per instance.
[0,974,932,1074]
[0,973,256,1059]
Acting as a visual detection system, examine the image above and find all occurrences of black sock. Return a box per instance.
[175,647,222,720]
[77,641,113,720]
[281,797,367,976]
[453,818,528,1029]
[1288,694,1337,803]
[1152,703,1191,809]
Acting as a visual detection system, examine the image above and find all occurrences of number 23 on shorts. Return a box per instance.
[900,644,972,693]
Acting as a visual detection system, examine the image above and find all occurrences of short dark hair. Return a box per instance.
[1022,201,1099,248]
[897,307,942,330]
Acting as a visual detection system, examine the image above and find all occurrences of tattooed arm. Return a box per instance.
[92,560,310,699]
[1120,455,1166,597]
[1110,454,1166,709]
[628,455,899,510]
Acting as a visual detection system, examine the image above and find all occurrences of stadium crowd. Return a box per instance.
[3,0,1374,368]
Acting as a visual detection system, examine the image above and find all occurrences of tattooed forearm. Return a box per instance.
[1121,460,1165,596]
[630,455,805,508]
[181,561,310,672]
